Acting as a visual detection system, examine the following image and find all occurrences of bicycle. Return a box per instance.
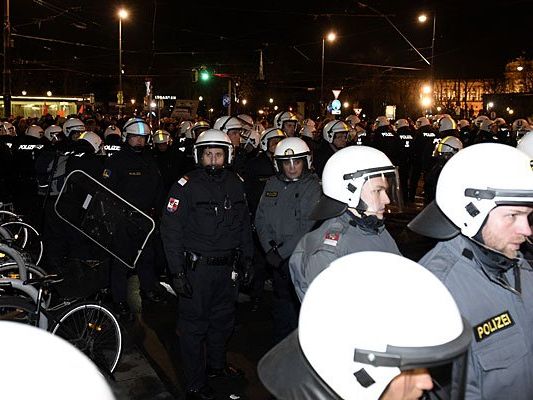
[0,274,122,375]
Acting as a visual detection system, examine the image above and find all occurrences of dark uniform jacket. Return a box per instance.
[160,167,253,275]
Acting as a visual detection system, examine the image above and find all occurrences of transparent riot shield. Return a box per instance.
[54,170,155,269]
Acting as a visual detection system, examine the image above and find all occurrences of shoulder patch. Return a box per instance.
[265,191,278,197]
[166,197,180,213]
[323,231,341,246]
[102,169,111,178]
[474,311,514,342]
[178,176,189,186]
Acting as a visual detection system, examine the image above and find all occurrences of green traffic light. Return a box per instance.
[200,70,210,81]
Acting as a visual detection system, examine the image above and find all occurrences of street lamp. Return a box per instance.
[321,31,337,112]
[418,11,436,111]
[117,8,128,115]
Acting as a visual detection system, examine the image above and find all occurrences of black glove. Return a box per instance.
[240,258,255,288]
[265,247,283,268]
[171,272,193,298]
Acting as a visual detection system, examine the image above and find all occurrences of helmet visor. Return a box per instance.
[275,156,309,182]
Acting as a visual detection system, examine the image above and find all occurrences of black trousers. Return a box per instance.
[271,260,300,345]
[177,262,237,391]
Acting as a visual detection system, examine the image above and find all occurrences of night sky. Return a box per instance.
[7,0,533,101]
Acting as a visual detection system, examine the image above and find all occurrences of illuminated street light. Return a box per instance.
[418,14,428,23]
[46,91,52,97]
[117,8,129,116]
[421,96,432,108]
[21,90,27,96]
[198,96,203,101]
[130,98,135,105]
[269,98,274,104]
[487,102,494,109]
[422,84,432,94]
[321,31,337,113]
[242,99,247,106]
[258,109,265,115]
[436,106,442,112]
[509,109,514,115]
[150,101,157,108]
[517,66,524,72]
[274,105,279,111]
[343,101,350,109]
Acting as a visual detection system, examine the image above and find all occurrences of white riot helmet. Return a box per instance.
[104,124,121,139]
[153,129,171,144]
[438,116,457,132]
[273,137,312,181]
[409,143,533,239]
[517,131,533,160]
[44,124,63,142]
[300,118,317,138]
[512,118,529,132]
[479,118,493,132]
[193,129,233,166]
[433,135,463,158]
[237,114,254,128]
[322,120,351,144]
[213,116,243,133]
[312,146,400,220]
[240,129,261,149]
[415,116,431,129]
[0,322,116,400]
[374,116,389,128]
[394,118,409,130]
[0,121,16,136]
[473,115,489,128]
[260,128,286,152]
[191,121,210,139]
[258,252,470,400]
[62,117,85,138]
[122,117,151,141]
[458,119,470,130]
[78,131,103,153]
[25,124,44,139]
[179,120,194,138]
[274,111,299,131]
[345,114,361,129]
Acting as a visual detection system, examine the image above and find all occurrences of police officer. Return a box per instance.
[313,120,350,178]
[102,117,165,317]
[371,116,400,167]
[151,129,186,192]
[103,124,122,157]
[411,116,437,204]
[259,252,471,400]
[289,146,402,301]
[273,111,299,137]
[160,129,253,400]
[394,118,415,204]
[408,143,533,399]
[213,116,248,175]
[255,137,321,343]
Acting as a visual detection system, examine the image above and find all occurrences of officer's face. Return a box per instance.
[201,147,225,167]
[283,121,297,137]
[227,129,242,147]
[282,158,304,180]
[127,134,146,148]
[156,142,169,152]
[481,205,533,258]
[380,368,433,400]
[268,137,283,155]
[360,176,391,219]
[332,132,348,149]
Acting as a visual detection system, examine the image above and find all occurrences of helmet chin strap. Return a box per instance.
[348,200,385,233]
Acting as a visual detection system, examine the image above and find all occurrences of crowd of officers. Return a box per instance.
[1,109,533,400]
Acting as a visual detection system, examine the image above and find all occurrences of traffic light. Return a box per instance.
[199,68,211,82]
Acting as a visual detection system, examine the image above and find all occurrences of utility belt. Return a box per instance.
[185,250,239,268]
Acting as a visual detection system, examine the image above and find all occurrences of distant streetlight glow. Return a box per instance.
[421,96,432,108]
[150,101,157,108]
[418,14,428,23]
[326,32,337,42]
[487,102,494,109]
[258,109,265,115]
[436,106,442,112]
[130,98,135,105]
[242,99,247,106]
[508,109,514,115]
[343,101,350,109]
[274,105,279,111]
[21,90,27,96]
[118,9,129,19]
[517,66,524,72]
[422,84,432,94]
[198,96,203,101]
[269,98,274,104]
[46,91,52,97]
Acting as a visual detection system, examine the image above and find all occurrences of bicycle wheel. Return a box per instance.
[0,221,43,265]
[0,296,40,326]
[0,262,47,280]
[51,302,122,374]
